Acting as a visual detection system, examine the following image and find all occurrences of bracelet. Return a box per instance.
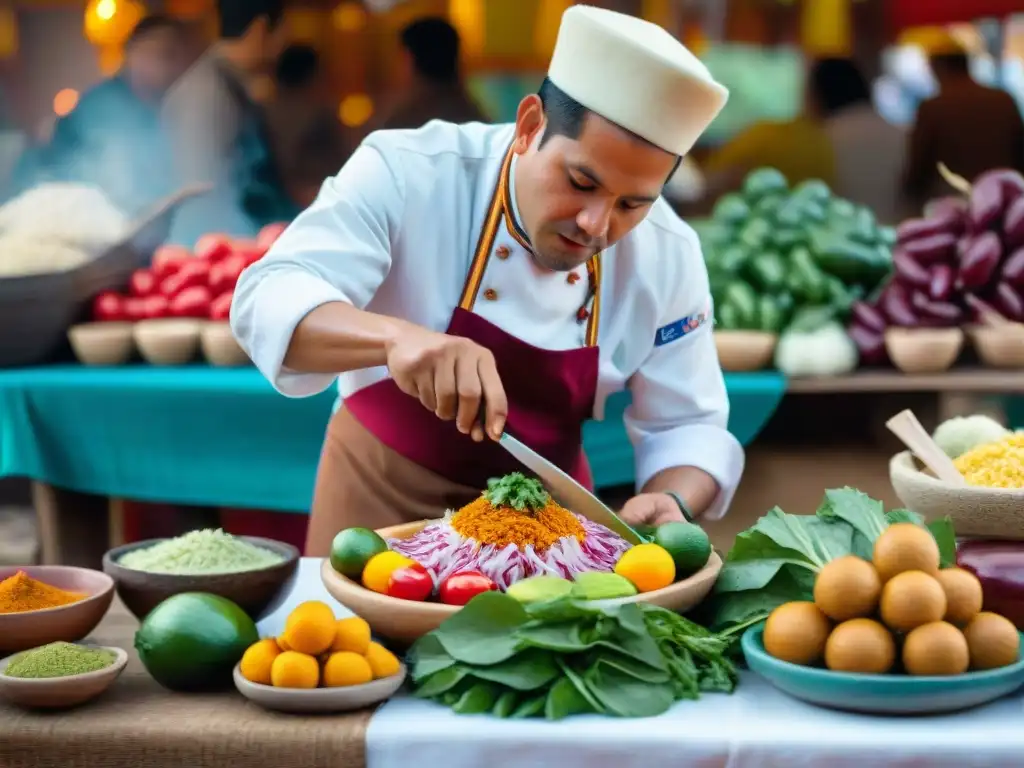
[663,491,695,523]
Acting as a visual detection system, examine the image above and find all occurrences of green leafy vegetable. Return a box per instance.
[484,472,550,512]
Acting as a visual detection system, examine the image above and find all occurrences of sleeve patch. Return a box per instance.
[654,308,710,347]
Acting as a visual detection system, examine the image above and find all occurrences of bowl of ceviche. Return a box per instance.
[321,473,722,645]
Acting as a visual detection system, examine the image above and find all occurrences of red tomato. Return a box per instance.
[386,563,433,602]
[231,239,266,264]
[92,291,126,322]
[257,222,288,250]
[209,291,233,321]
[152,245,192,279]
[208,254,246,295]
[141,294,169,319]
[122,297,148,322]
[159,260,210,298]
[129,268,158,298]
[438,571,497,606]
[168,285,212,318]
[195,233,232,262]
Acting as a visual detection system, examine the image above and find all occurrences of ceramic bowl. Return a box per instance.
[321,520,723,646]
[0,645,127,709]
[200,322,250,367]
[0,566,115,654]
[713,331,778,372]
[742,624,1024,715]
[102,537,299,621]
[133,318,201,365]
[232,662,406,714]
[968,324,1024,368]
[67,322,135,365]
[884,327,964,374]
[889,450,1024,539]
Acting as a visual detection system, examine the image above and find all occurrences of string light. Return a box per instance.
[96,0,117,21]
[53,89,80,117]
[332,3,367,32]
[338,94,374,127]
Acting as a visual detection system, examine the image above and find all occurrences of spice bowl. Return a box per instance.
[200,322,250,367]
[0,566,115,654]
[714,331,778,372]
[133,318,202,365]
[103,537,300,621]
[968,324,1024,368]
[884,327,964,374]
[67,322,135,365]
[0,645,128,709]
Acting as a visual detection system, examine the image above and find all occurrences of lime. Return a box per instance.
[330,527,389,580]
[654,521,712,577]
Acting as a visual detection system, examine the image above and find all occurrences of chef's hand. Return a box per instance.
[619,493,686,529]
[386,326,508,441]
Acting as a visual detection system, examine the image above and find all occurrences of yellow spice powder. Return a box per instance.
[451,496,585,550]
[954,433,1024,489]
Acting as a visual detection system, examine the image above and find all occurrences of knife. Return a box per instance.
[497,432,644,545]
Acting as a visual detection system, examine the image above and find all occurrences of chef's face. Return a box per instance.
[512,94,676,272]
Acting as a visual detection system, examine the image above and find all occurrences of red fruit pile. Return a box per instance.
[847,168,1024,364]
[91,222,288,323]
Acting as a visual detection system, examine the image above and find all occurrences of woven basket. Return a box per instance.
[889,450,1024,540]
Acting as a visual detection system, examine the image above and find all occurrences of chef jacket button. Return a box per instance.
[483,288,499,301]
[577,306,590,321]
[496,245,510,259]
[567,272,580,285]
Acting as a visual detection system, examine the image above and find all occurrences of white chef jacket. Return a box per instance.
[231,120,744,519]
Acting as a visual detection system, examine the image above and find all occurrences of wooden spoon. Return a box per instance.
[886,409,966,486]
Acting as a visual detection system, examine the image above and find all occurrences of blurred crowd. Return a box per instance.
[4,0,1024,242]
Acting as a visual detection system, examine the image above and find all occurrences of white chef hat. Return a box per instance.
[546,5,729,157]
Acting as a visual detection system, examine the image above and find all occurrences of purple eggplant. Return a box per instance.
[893,247,931,288]
[911,290,962,325]
[957,231,1003,290]
[1003,196,1024,249]
[924,196,969,221]
[929,263,955,301]
[880,282,918,327]
[847,322,887,366]
[970,169,1024,232]
[994,281,1024,321]
[1002,246,1024,289]
[901,232,958,264]
[964,293,1008,324]
[897,212,964,246]
[850,300,887,334]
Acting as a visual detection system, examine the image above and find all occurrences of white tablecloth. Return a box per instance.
[273,560,1024,767]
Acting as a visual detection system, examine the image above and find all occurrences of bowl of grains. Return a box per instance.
[0,566,115,654]
[0,642,128,709]
[103,529,299,621]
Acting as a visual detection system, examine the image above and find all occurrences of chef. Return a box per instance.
[231,5,744,556]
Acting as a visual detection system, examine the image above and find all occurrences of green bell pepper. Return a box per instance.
[808,228,891,284]
[753,194,784,219]
[715,301,741,331]
[793,178,832,205]
[742,167,788,203]
[771,227,807,251]
[738,218,773,251]
[876,225,897,248]
[711,194,751,227]
[828,197,857,221]
[756,294,785,333]
[848,206,878,245]
[824,275,865,313]
[744,251,787,292]
[787,246,829,303]
[721,280,758,328]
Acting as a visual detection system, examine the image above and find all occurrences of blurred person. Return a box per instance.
[904,40,1024,208]
[700,61,837,199]
[265,44,350,207]
[813,58,909,224]
[36,15,191,212]
[163,0,297,246]
[379,17,488,129]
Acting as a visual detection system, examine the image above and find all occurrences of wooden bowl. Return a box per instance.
[0,645,127,709]
[200,322,250,367]
[321,520,723,646]
[67,322,134,365]
[233,661,406,714]
[884,327,964,374]
[889,450,1024,539]
[968,324,1024,369]
[714,331,777,372]
[0,566,115,654]
[102,537,299,621]
[133,318,201,365]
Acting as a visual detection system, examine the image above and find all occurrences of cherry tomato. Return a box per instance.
[92,291,126,322]
[387,563,433,602]
[159,260,209,298]
[438,571,497,606]
[209,291,233,321]
[129,268,158,298]
[168,285,212,318]
[195,233,233,262]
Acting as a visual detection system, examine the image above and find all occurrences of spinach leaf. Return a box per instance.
[613,602,648,638]
[492,689,519,718]
[468,648,560,691]
[435,592,528,665]
[595,650,670,684]
[407,633,455,683]
[887,508,923,525]
[583,661,675,718]
[928,518,957,567]
[600,624,666,672]
[816,487,888,543]
[545,676,597,720]
[714,529,817,593]
[709,563,816,629]
[525,597,604,623]
[555,657,607,714]
[753,507,854,569]
[452,682,500,715]
[517,621,590,652]
[416,665,469,698]
[510,692,548,719]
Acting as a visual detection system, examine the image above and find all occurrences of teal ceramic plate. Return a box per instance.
[742,625,1024,715]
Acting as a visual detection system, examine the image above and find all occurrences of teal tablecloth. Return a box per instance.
[0,366,786,512]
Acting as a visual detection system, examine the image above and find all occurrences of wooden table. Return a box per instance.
[0,600,371,768]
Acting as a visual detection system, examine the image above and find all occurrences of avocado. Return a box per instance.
[135,592,259,692]
[506,575,573,604]
[571,572,637,600]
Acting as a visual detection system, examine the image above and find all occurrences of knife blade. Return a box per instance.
[497,432,644,545]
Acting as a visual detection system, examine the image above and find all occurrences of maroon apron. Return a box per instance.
[306,145,603,556]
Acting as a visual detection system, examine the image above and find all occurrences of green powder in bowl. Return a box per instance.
[4,642,116,679]
[117,529,286,575]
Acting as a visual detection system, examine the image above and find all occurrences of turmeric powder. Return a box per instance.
[451,473,585,550]
[0,571,87,614]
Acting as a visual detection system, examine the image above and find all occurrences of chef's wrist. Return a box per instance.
[663,490,695,523]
